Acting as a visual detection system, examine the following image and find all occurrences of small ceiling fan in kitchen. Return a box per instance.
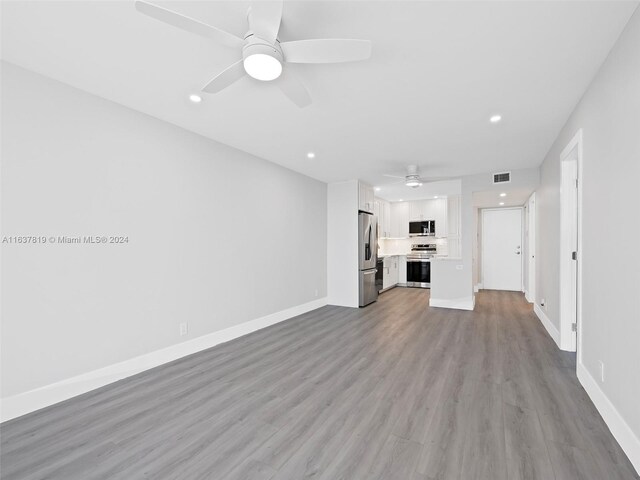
[134,0,372,107]
[382,165,451,189]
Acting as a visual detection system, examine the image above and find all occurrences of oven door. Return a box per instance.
[406,259,431,288]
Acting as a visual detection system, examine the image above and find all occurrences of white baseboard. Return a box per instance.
[524,290,531,303]
[533,303,560,348]
[0,297,328,423]
[474,283,483,293]
[577,363,640,475]
[429,296,475,311]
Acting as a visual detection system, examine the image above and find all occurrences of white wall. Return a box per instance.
[327,181,359,308]
[536,8,640,469]
[0,63,327,400]
[430,259,473,310]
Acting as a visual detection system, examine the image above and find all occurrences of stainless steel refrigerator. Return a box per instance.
[358,211,378,307]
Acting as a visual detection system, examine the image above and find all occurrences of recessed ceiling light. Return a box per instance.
[434,196,438,199]
[490,114,502,123]
[189,94,202,103]
[375,187,381,192]
[398,199,403,202]
[307,152,315,159]
[499,192,507,197]
[499,202,505,206]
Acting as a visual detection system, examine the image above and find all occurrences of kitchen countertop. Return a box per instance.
[378,253,454,260]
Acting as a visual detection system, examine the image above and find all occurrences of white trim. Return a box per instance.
[559,129,583,354]
[474,283,483,293]
[534,303,560,348]
[430,296,475,311]
[524,290,532,303]
[577,363,640,475]
[0,297,328,423]
[527,192,536,304]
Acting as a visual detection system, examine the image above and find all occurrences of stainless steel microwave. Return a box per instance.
[409,220,435,237]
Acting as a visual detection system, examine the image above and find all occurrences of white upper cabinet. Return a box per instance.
[447,195,461,237]
[390,202,409,238]
[374,197,392,238]
[434,198,447,237]
[446,194,462,257]
[409,200,423,221]
[383,201,391,238]
[409,200,433,221]
[358,182,375,213]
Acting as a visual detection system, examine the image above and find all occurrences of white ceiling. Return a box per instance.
[473,188,532,209]
[376,179,461,203]
[2,1,637,185]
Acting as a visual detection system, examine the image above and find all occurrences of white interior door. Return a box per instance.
[482,208,523,291]
[528,193,536,302]
[560,158,578,351]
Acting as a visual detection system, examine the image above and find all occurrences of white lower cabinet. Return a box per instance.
[398,256,407,285]
[382,256,399,290]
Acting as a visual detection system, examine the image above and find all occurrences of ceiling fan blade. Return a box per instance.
[383,174,405,179]
[276,70,312,108]
[281,39,372,64]
[202,60,246,93]
[386,179,406,185]
[135,1,244,49]
[420,176,456,184]
[248,0,283,44]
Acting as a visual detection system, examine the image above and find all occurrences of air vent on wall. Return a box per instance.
[493,171,511,184]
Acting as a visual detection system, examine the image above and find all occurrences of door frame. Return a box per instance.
[559,129,583,355]
[526,193,536,303]
[481,207,524,292]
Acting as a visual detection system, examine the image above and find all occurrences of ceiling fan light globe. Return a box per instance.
[405,180,421,188]
[243,53,282,81]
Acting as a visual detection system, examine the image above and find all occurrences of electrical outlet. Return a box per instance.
[179,322,188,336]
[599,361,605,382]
[455,264,463,270]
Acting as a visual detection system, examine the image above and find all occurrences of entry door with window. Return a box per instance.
[482,208,523,291]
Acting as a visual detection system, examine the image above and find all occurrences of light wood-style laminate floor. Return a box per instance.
[1,288,638,480]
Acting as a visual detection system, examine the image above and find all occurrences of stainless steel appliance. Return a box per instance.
[375,258,384,293]
[358,212,378,306]
[406,243,436,288]
[409,220,436,237]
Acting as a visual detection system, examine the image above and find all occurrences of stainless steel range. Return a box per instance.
[406,243,436,288]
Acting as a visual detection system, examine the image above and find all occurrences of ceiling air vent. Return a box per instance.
[493,171,511,184]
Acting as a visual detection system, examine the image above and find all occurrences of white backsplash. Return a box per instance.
[378,237,449,256]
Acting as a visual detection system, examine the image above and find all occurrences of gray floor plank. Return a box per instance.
[1,288,637,480]
[503,403,555,480]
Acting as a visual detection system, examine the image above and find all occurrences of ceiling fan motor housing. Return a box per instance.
[406,174,422,188]
[242,37,283,63]
[242,36,284,81]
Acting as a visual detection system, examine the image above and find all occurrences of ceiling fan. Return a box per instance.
[383,165,450,189]
[134,0,372,107]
